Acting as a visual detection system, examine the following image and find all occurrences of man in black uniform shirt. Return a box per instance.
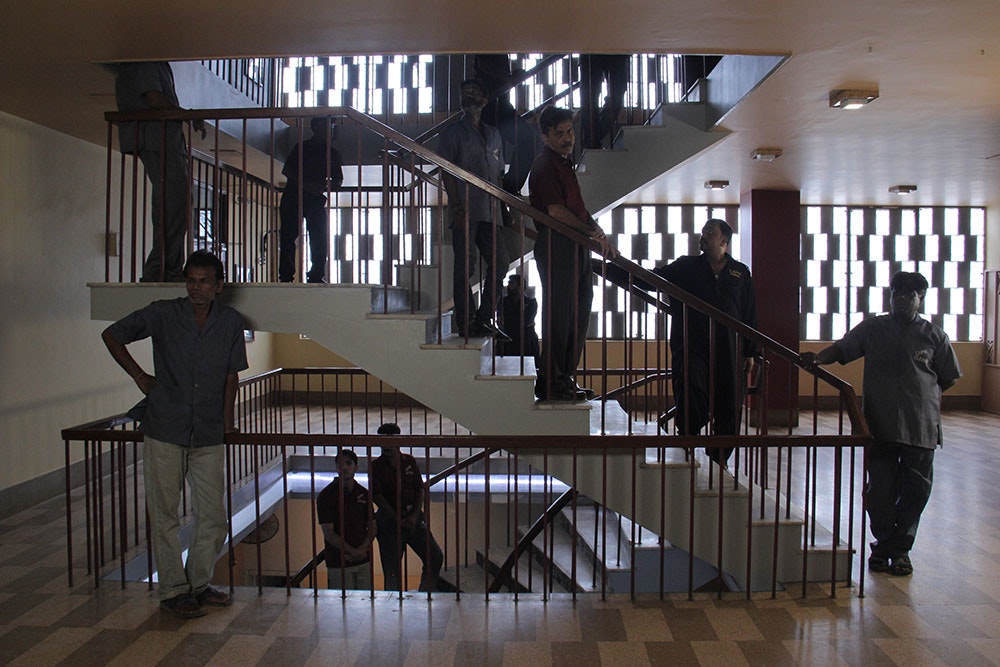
[655,219,758,464]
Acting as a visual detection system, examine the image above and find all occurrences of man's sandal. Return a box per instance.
[160,594,206,619]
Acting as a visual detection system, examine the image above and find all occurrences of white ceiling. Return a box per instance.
[3,0,1000,209]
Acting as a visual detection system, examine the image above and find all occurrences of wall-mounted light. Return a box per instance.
[704,180,730,190]
[888,184,917,194]
[829,89,879,109]
[750,148,782,162]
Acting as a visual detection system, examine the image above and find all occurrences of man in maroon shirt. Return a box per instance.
[316,449,376,590]
[370,423,443,591]
[528,105,617,401]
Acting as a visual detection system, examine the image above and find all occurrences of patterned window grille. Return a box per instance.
[278,54,686,121]
[589,204,740,339]
[800,206,984,342]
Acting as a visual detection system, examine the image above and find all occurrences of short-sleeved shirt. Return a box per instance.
[436,114,504,223]
[832,314,962,448]
[655,253,758,359]
[114,61,185,155]
[105,297,249,447]
[282,136,344,197]
[528,146,591,236]
[370,453,424,512]
[316,478,373,566]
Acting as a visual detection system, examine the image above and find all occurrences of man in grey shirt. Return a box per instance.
[802,271,961,577]
[436,78,510,340]
[102,250,248,617]
[115,62,205,282]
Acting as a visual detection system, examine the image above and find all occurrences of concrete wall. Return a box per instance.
[0,111,275,511]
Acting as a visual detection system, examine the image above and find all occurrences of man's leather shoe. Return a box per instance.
[535,384,584,401]
[469,321,513,343]
[565,380,596,400]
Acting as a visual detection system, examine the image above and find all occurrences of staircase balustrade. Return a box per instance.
[65,367,871,600]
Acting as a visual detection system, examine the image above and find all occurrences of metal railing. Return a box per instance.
[64,367,873,601]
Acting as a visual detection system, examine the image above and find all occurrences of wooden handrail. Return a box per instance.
[101,104,867,436]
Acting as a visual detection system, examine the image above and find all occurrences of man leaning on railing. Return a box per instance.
[801,270,961,579]
[101,250,247,618]
[370,422,443,592]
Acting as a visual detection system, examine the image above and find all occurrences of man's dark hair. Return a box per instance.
[508,274,522,285]
[706,218,734,245]
[377,422,401,435]
[310,116,335,134]
[336,448,358,465]
[184,250,224,281]
[460,78,487,96]
[538,105,574,134]
[890,271,929,295]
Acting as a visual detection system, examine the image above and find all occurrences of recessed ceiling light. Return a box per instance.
[704,180,730,190]
[829,89,879,109]
[750,148,782,162]
[888,184,917,194]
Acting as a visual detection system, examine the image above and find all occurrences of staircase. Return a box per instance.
[90,281,852,591]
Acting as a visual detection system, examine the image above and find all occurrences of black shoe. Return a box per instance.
[469,321,513,343]
[888,554,913,577]
[535,384,584,402]
[868,554,890,573]
[564,379,596,400]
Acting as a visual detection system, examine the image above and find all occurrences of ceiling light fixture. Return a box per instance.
[750,148,782,162]
[829,89,879,109]
[704,180,730,190]
[888,184,917,195]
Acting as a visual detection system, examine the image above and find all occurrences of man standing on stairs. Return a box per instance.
[653,219,758,465]
[114,61,206,282]
[579,54,631,150]
[801,271,961,578]
[101,250,248,618]
[436,78,511,340]
[528,106,618,401]
[370,422,443,592]
[278,116,344,283]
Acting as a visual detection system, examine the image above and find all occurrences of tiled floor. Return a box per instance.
[3,411,1000,666]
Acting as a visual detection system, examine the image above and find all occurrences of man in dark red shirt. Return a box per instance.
[370,423,443,591]
[528,105,617,401]
[316,449,376,590]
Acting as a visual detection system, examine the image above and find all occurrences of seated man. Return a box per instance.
[370,422,443,592]
[316,449,376,590]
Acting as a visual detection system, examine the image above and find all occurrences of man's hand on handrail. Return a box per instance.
[592,227,619,259]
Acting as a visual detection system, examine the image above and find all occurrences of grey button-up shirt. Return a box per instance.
[436,114,504,223]
[114,61,186,156]
[106,297,249,447]
[833,314,961,448]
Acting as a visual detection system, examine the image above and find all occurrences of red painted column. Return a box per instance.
[739,189,800,426]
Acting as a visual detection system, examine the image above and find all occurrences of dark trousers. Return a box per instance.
[451,218,509,333]
[580,55,631,150]
[138,147,190,282]
[866,444,934,559]
[374,510,443,592]
[672,348,745,465]
[535,229,593,394]
[279,190,328,282]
